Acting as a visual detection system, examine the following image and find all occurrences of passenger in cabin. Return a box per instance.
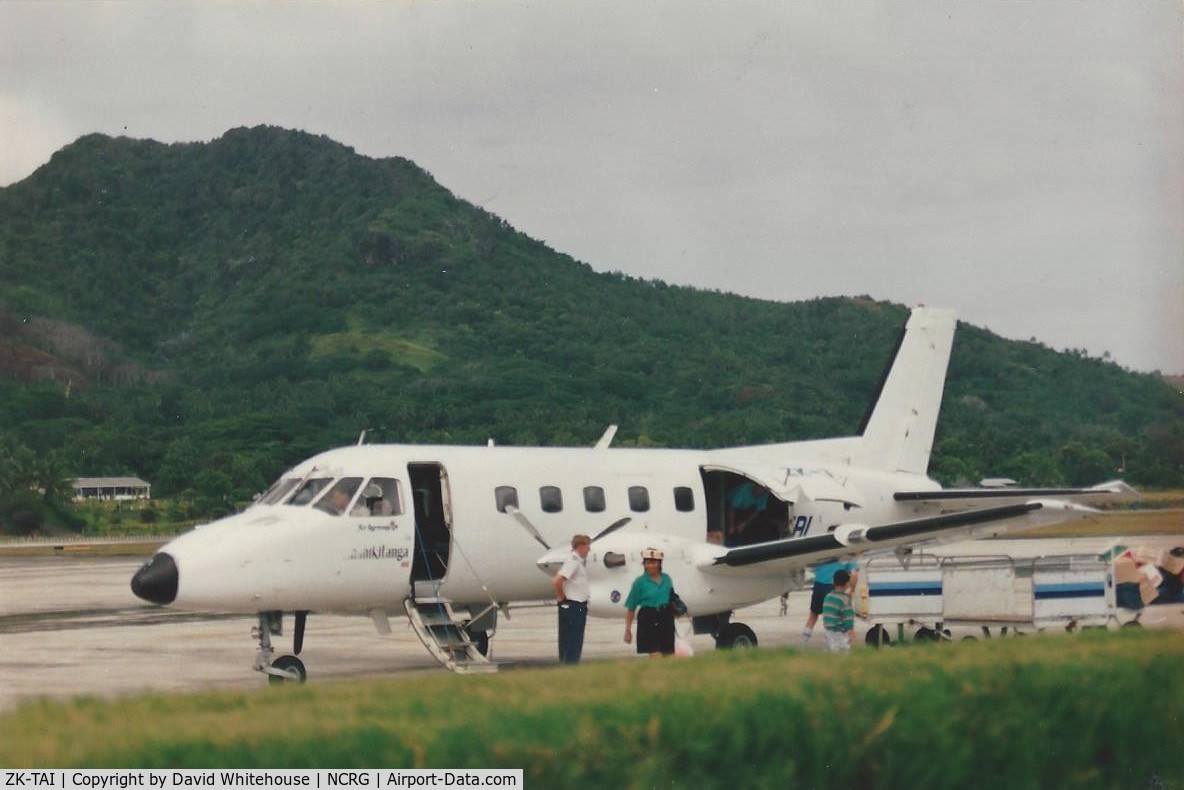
[553,534,592,665]
[623,548,676,657]
[727,481,770,541]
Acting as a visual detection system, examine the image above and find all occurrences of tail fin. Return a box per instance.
[858,307,958,475]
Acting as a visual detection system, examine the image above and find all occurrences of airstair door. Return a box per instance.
[403,462,495,673]
[409,463,452,584]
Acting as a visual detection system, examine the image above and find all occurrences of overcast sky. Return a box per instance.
[2,1,1181,373]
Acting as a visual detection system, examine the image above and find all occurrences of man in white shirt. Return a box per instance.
[553,533,591,665]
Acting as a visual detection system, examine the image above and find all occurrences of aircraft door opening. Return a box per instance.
[699,468,790,548]
[408,463,452,583]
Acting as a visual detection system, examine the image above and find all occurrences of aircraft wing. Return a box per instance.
[698,499,1101,577]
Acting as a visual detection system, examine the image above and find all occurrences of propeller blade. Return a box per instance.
[592,516,632,544]
[505,505,551,550]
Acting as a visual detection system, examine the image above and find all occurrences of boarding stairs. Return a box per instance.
[404,580,498,674]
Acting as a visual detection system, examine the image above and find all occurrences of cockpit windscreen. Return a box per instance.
[313,477,364,515]
[259,478,301,506]
[288,477,332,507]
[268,475,404,517]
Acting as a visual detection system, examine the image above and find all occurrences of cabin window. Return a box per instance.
[674,486,695,512]
[628,486,650,512]
[495,486,519,513]
[540,486,563,513]
[259,477,300,506]
[287,477,332,507]
[583,486,606,513]
[357,477,402,516]
[604,552,627,569]
[314,477,364,516]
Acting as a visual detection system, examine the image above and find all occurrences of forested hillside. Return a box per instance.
[1,126,1181,529]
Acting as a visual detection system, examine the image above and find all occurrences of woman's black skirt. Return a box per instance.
[636,606,675,655]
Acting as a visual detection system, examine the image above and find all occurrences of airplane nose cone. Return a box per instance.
[131,552,178,605]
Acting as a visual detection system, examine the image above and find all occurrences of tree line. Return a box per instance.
[0,127,1180,533]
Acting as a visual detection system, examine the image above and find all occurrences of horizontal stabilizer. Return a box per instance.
[894,480,1132,508]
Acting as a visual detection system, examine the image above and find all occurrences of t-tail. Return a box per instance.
[857,307,958,475]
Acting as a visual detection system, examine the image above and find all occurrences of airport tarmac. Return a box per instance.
[1,535,1181,714]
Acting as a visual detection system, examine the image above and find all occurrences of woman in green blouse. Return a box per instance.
[623,548,676,657]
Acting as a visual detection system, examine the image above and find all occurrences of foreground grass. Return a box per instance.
[2,631,1182,788]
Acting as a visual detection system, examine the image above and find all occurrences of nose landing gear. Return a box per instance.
[253,611,308,684]
[268,654,307,685]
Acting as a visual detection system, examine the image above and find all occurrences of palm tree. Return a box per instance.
[0,445,74,501]
[34,451,75,503]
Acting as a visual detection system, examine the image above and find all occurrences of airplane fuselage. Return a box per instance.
[153,440,941,618]
[130,308,1123,678]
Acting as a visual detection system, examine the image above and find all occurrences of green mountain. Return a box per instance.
[1,126,1181,519]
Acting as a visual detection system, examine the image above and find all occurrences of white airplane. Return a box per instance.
[131,307,1127,681]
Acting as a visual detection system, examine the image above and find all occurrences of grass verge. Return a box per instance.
[1015,509,1183,539]
[1,630,1181,788]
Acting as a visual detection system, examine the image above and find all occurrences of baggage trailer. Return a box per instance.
[858,552,1135,646]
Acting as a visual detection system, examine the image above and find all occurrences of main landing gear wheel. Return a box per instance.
[269,655,307,685]
[715,622,758,649]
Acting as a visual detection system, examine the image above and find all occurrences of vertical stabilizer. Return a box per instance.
[859,307,958,475]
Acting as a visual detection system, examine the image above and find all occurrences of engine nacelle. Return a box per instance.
[832,523,870,547]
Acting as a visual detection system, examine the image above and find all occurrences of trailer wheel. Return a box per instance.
[1121,620,1142,629]
[865,625,891,648]
[914,627,939,642]
[961,636,978,643]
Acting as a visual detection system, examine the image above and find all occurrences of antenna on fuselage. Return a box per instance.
[357,430,367,446]
[594,425,618,449]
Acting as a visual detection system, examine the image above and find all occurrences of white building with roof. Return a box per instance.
[73,477,152,501]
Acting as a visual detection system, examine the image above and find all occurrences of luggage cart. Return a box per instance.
[858,552,1133,646]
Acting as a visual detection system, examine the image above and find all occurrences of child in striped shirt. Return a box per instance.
[821,569,855,652]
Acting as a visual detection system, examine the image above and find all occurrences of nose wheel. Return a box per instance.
[254,611,310,684]
[268,654,307,685]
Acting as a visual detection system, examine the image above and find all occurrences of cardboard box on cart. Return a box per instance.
[1114,554,1141,585]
